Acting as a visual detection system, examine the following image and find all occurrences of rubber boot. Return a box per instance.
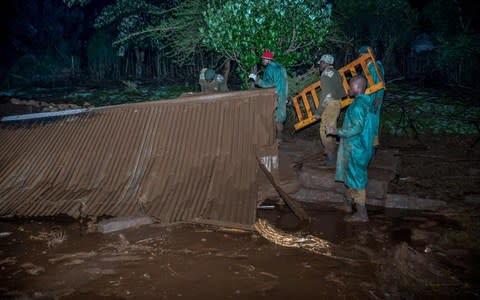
[344,204,369,222]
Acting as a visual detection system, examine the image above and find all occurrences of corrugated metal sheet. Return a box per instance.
[0,89,277,229]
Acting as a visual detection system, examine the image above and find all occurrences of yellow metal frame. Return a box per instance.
[292,47,385,131]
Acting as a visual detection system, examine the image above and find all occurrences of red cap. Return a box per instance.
[261,51,274,60]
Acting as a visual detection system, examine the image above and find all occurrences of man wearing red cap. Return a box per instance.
[249,51,288,139]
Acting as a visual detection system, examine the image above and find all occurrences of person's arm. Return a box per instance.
[337,99,368,138]
[257,65,276,88]
[199,68,208,92]
[216,74,229,92]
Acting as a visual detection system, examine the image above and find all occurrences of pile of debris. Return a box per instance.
[0,97,93,118]
[9,98,92,113]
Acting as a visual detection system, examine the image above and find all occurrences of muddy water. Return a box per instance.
[1,212,365,300]
[1,132,479,299]
[1,203,478,299]
[1,83,480,299]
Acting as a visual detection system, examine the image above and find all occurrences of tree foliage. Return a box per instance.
[57,0,480,89]
[201,0,332,78]
[65,0,333,81]
[87,28,120,80]
[157,0,212,65]
[83,0,213,66]
[5,0,86,85]
[334,0,418,71]
[423,0,480,85]
[63,0,91,8]
[92,0,167,57]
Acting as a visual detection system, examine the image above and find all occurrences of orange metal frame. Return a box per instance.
[292,47,385,131]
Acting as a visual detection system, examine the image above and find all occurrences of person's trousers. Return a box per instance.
[347,189,366,205]
[319,100,341,160]
[276,122,284,140]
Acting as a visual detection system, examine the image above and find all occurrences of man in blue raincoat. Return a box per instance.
[326,76,375,222]
[249,51,288,139]
[359,46,385,148]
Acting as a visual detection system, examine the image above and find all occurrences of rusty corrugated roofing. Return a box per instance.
[0,89,277,229]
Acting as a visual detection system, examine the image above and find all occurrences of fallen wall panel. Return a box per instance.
[0,89,277,229]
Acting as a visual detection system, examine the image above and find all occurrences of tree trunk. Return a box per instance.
[134,47,143,79]
[156,53,161,78]
[125,56,129,79]
[222,59,231,86]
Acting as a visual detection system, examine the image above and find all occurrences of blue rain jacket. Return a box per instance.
[257,61,288,123]
[335,94,375,189]
[368,61,385,141]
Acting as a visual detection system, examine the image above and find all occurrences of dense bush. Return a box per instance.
[202,0,332,81]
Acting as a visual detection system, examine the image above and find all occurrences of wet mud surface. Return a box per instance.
[1,205,479,299]
[1,133,480,299]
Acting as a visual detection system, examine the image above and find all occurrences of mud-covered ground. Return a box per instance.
[1,82,480,299]
[1,132,479,300]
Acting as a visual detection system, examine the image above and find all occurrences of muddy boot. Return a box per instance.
[344,204,369,222]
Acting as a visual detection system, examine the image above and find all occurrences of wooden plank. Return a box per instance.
[303,93,314,118]
[292,95,303,122]
[294,118,317,130]
[292,46,385,131]
[350,67,357,76]
[360,60,375,87]
[311,89,320,109]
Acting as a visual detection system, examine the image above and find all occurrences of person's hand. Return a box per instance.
[326,126,337,135]
[248,73,257,81]
[201,68,208,73]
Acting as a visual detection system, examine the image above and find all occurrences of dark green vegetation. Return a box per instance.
[2,0,479,89]
[3,80,479,138]
[283,81,480,137]
[382,83,480,136]
[1,0,479,136]
[0,83,191,107]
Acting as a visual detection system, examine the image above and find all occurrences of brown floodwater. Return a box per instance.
[1,201,478,299]
[1,133,480,299]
